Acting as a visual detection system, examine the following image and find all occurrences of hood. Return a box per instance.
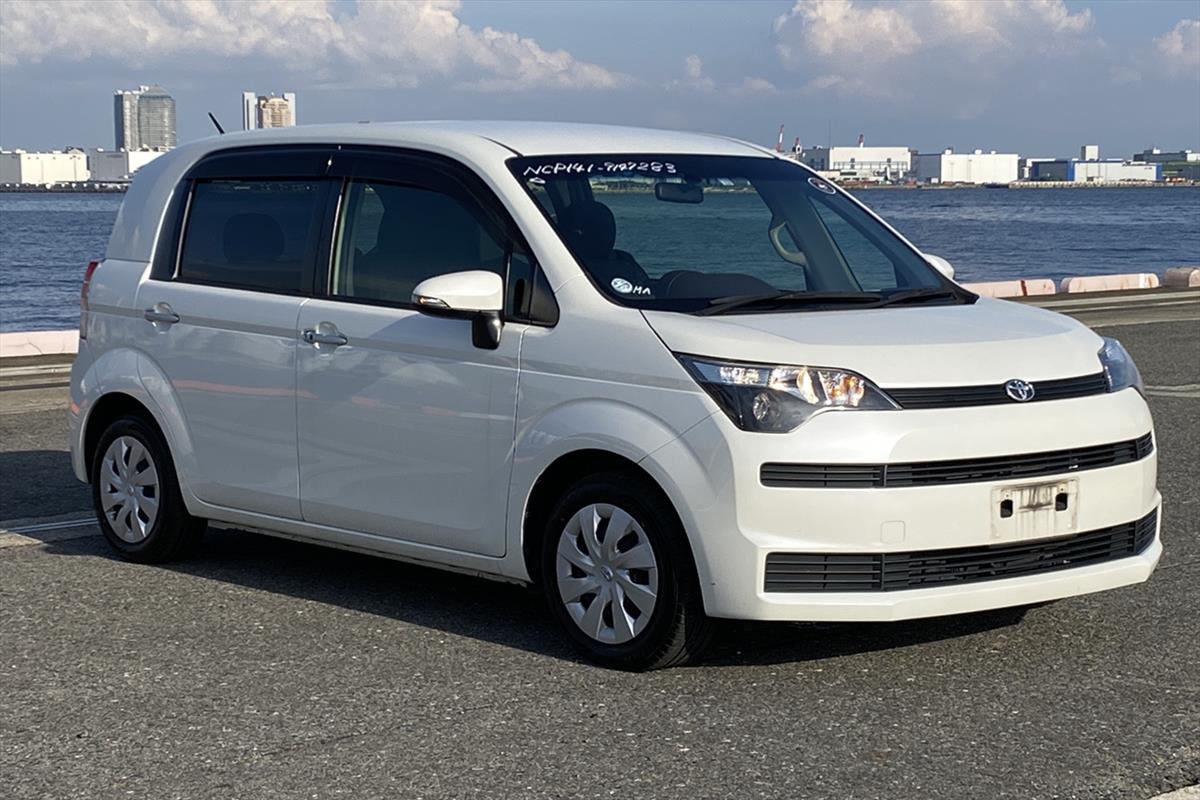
[643,298,1105,387]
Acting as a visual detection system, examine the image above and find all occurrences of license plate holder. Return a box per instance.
[990,479,1078,540]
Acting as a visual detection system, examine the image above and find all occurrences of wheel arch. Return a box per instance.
[520,448,700,590]
[82,392,161,481]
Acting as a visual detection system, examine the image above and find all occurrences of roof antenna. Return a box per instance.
[207,112,225,135]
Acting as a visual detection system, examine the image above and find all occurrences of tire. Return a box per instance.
[541,471,713,670]
[90,415,205,563]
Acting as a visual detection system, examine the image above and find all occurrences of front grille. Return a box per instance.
[885,372,1108,409]
[763,509,1157,593]
[761,434,1153,489]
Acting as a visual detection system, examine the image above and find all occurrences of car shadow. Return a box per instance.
[38,523,1029,670]
[0,449,91,521]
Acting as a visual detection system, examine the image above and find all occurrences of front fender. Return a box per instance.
[504,395,715,581]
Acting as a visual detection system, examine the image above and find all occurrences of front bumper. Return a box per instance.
[644,387,1161,621]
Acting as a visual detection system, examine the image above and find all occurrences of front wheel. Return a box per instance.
[542,472,712,670]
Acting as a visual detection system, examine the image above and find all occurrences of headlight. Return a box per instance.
[677,355,897,432]
[1098,337,1144,396]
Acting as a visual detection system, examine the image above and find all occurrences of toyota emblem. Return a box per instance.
[1005,379,1036,402]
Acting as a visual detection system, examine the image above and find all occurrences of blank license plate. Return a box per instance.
[990,479,1078,540]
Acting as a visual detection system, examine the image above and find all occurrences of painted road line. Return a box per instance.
[1150,786,1200,800]
[0,515,97,549]
[1146,384,1200,399]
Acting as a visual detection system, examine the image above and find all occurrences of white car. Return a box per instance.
[69,122,1160,670]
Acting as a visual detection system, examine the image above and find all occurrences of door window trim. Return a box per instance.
[149,145,340,292]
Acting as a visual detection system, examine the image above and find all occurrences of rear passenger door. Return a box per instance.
[135,147,335,519]
[295,149,531,557]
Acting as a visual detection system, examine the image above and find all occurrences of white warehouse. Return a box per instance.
[914,149,1019,185]
[797,145,912,182]
[88,149,167,182]
[0,150,90,185]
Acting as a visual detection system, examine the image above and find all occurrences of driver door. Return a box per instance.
[295,152,525,557]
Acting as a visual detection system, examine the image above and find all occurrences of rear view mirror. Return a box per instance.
[412,270,504,349]
[655,182,703,204]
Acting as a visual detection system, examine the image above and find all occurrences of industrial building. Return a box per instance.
[796,141,911,182]
[0,150,90,185]
[1029,145,1161,183]
[242,91,297,130]
[87,149,167,182]
[913,149,1019,184]
[1030,160,1161,182]
[114,85,177,150]
[1133,148,1199,163]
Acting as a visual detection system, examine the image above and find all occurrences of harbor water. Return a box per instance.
[1,187,1197,332]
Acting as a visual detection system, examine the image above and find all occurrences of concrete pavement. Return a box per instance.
[0,315,1197,799]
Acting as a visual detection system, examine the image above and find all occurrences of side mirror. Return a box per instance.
[412,270,504,349]
[924,254,956,281]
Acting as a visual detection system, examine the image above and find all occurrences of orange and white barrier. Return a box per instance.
[1058,273,1160,293]
[961,279,1056,298]
[1164,267,1200,288]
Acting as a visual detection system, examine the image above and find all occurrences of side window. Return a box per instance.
[810,200,900,291]
[177,180,326,293]
[331,180,508,305]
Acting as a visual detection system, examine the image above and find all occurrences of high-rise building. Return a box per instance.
[113,85,177,150]
[241,91,297,130]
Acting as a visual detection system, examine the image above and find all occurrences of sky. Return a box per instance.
[0,0,1197,158]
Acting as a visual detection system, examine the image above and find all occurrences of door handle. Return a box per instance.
[301,327,348,347]
[143,305,180,325]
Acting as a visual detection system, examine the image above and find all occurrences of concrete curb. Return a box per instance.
[0,329,79,357]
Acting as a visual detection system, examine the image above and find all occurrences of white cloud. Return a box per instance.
[774,0,1096,96]
[1154,18,1200,77]
[774,0,920,65]
[664,54,774,96]
[0,0,627,91]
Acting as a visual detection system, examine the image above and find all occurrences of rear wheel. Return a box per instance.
[91,416,205,563]
[542,472,712,670]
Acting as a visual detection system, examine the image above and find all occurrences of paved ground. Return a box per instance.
[0,314,1197,800]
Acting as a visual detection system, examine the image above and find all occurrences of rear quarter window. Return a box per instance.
[177,179,326,294]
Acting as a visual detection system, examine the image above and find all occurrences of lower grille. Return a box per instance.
[760,433,1153,489]
[763,509,1157,593]
[885,372,1108,409]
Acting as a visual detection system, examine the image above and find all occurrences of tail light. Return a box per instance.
[80,260,99,340]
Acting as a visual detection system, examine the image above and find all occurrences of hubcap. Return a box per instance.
[555,503,659,645]
[99,436,160,543]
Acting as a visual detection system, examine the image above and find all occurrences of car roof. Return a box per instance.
[106,121,777,263]
[191,120,774,158]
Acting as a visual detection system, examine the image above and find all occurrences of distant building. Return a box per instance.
[1032,144,1162,182]
[87,148,166,182]
[1133,148,1200,163]
[241,91,297,130]
[796,143,911,182]
[914,149,1019,184]
[113,85,177,150]
[1020,157,1055,181]
[0,150,90,185]
[1031,160,1161,182]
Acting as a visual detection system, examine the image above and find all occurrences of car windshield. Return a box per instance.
[508,154,968,313]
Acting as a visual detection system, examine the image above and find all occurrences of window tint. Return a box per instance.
[332,180,507,305]
[178,180,325,293]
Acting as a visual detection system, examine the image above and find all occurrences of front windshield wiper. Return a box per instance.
[696,291,883,316]
[869,287,972,308]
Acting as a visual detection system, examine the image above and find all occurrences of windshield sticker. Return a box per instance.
[808,176,837,195]
[610,278,651,296]
[523,161,678,180]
